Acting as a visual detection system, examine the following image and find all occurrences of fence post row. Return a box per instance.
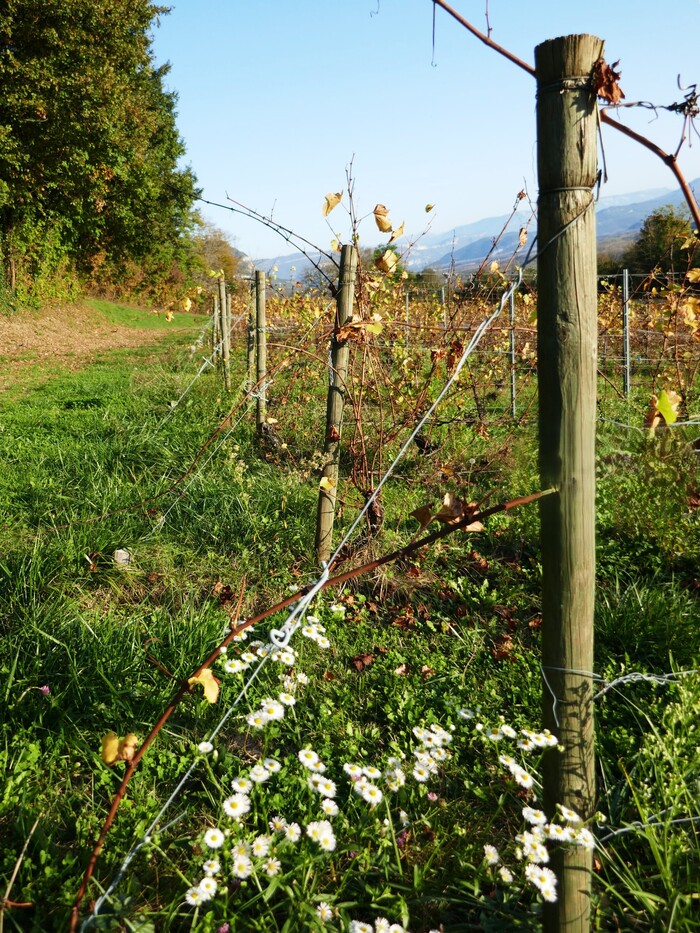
[255,270,267,432]
[315,244,358,564]
[535,34,599,933]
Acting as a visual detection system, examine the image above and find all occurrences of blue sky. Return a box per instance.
[150,1,700,261]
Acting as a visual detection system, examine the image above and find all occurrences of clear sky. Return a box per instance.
[150,0,700,262]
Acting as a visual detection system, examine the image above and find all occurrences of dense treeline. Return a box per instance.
[0,0,202,306]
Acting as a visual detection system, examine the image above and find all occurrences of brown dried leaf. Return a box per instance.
[410,504,435,533]
[420,665,435,680]
[394,663,410,676]
[491,633,515,661]
[518,226,528,247]
[352,652,375,672]
[373,203,393,233]
[591,58,625,104]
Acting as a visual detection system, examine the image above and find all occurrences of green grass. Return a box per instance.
[0,304,698,931]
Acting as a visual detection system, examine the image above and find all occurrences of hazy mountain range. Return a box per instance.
[247,179,698,280]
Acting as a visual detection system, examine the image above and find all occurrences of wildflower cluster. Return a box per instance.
[460,713,598,905]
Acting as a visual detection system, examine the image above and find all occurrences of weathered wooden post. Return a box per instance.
[535,34,600,932]
[255,270,267,432]
[212,293,221,363]
[509,285,517,419]
[622,267,631,397]
[315,244,357,564]
[246,279,256,391]
[218,275,231,392]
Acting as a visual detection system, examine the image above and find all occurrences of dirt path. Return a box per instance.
[0,302,183,393]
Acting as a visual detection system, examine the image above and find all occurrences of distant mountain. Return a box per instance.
[252,180,698,279]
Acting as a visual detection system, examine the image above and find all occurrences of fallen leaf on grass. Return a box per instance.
[352,653,375,672]
[394,663,410,676]
[491,633,515,662]
[188,668,220,704]
[101,731,139,766]
[420,665,435,679]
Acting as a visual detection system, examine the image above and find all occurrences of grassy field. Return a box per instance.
[0,298,698,932]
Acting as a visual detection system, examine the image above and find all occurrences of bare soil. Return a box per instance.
[0,302,172,393]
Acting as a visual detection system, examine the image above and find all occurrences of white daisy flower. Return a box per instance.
[263,857,281,876]
[558,804,582,824]
[361,783,383,807]
[231,855,253,879]
[285,822,301,842]
[203,827,225,849]
[198,876,218,898]
[321,798,339,817]
[252,834,271,857]
[246,710,270,730]
[231,776,252,794]
[269,815,287,833]
[263,757,282,773]
[202,859,220,875]
[223,793,251,819]
[483,844,500,865]
[249,764,271,783]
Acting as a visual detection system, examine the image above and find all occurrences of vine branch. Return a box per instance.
[431,0,700,233]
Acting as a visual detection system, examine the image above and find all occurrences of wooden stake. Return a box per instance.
[218,275,231,392]
[535,34,600,932]
[255,270,267,432]
[315,244,357,564]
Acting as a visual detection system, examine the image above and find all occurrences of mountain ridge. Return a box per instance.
[248,179,699,279]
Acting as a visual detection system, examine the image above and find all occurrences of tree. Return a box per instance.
[623,205,694,275]
[190,220,249,284]
[0,0,199,299]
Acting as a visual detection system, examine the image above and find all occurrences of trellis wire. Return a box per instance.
[81,268,524,928]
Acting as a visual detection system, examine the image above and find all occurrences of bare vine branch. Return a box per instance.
[430,0,700,233]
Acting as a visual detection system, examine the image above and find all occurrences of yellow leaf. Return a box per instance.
[322,191,343,216]
[319,475,336,491]
[489,260,500,274]
[375,250,399,274]
[388,221,405,244]
[188,668,220,704]
[330,238,341,253]
[165,309,174,322]
[119,733,139,763]
[656,389,680,426]
[518,227,528,247]
[373,204,393,233]
[181,296,192,312]
[101,731,120,765]
[425,204,435,213]
[686,268,700,283]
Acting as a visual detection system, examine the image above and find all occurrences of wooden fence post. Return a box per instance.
[535,34,600,933]
[315,244,357,564]
[212,293,221,363]
[218,275,231,392]
[247,279,256,391]
[255,270,267,432]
